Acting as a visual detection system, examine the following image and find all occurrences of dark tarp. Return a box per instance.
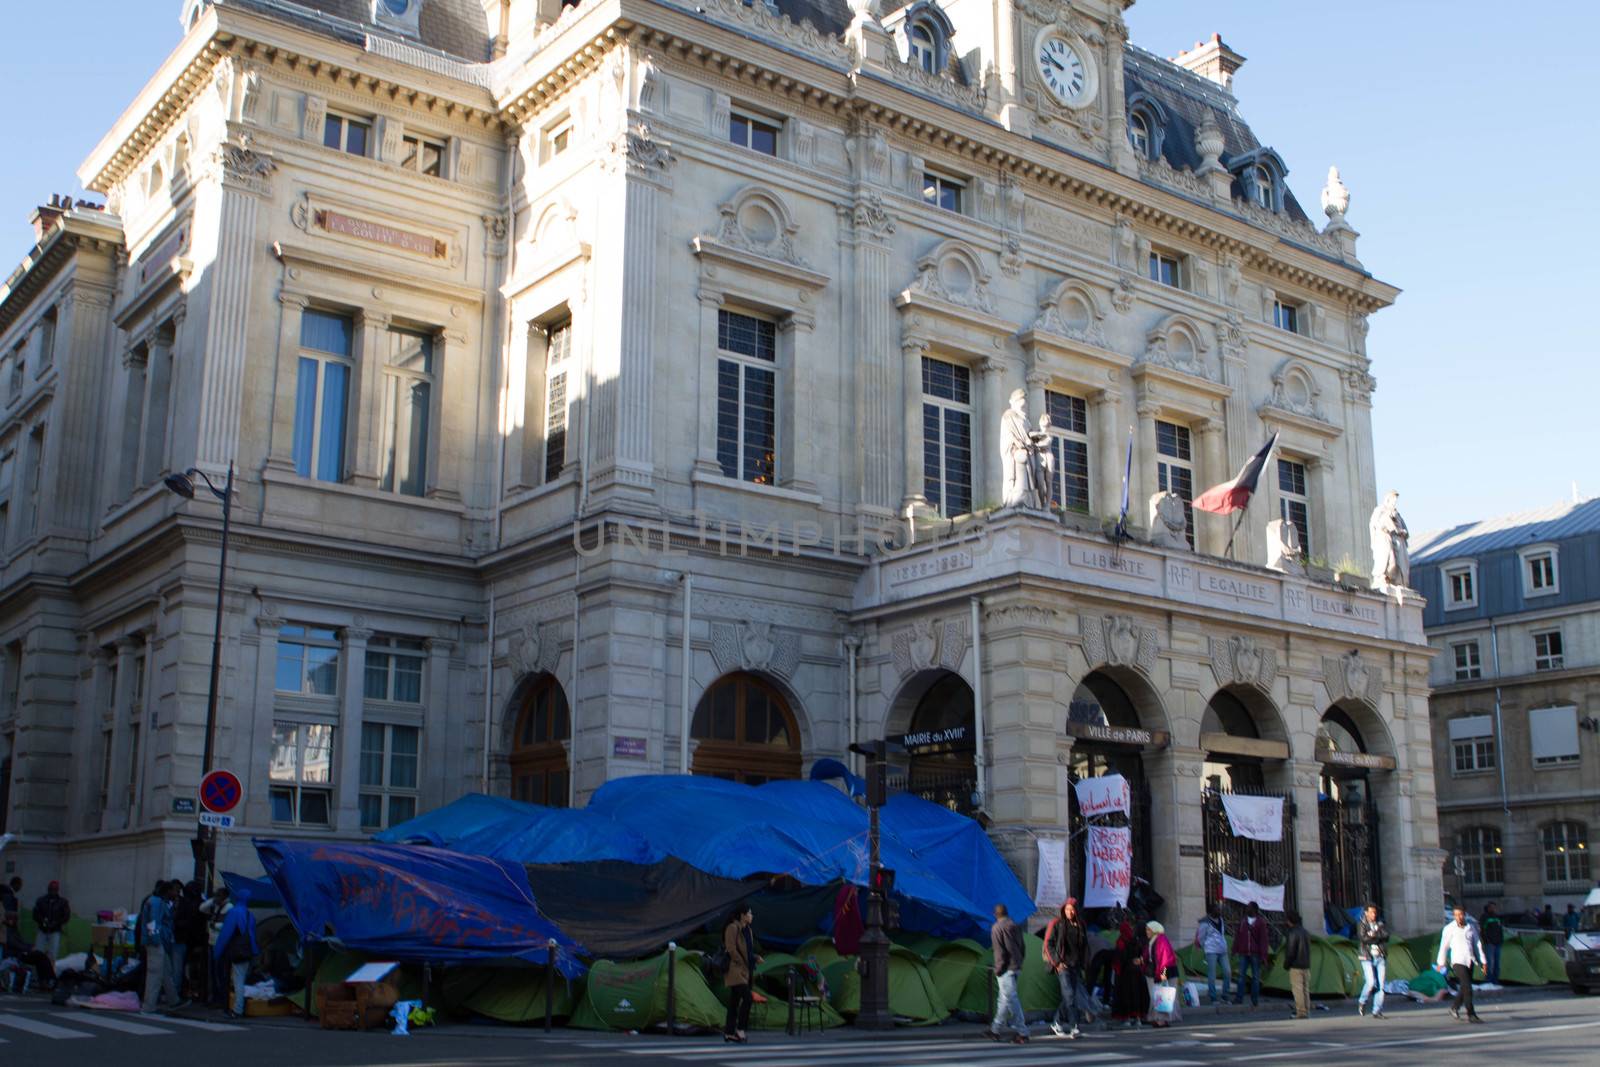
[375,792,663,865]
[220,870,282,908]
[523,857,762,959]
[255,839,586,976]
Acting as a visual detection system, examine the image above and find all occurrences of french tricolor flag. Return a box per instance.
[1194,433,1279,515]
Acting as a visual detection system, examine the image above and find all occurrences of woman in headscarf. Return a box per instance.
[1110,919,1149,1026]
[1144,920,1181,1027]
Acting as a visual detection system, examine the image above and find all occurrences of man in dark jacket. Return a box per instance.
[1480,902,1503,985]
[988,904,1028,1043]
[1232,900,1270,1007]
[1042,897,1088,1038]
[0,877,22,957]
[1283,911,1312,1020]
[1356,903,1390,1018]
[31,880,70,962]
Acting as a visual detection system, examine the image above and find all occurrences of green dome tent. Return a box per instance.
[442,966,578,1022]
[928,939,989,1014]
[1263,936,1357,997]
[796,936,845,972]
[1490,937,1547,986]
[1405,932,1485,982]
[807,947,948,1024]
[821,958,861,1018]
[1519,935,1569,984]
[1381,940,1421,983]
[569,951,726,1031]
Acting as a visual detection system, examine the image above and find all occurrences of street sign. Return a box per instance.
[172,797,197,815]
[199,769,243,814]
[198,811,235,830]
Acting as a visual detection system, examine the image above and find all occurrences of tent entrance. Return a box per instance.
[1202,785,1298,927]
[1319,774,1382,918]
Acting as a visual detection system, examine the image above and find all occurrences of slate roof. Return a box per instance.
[226,0,492,62]
[1411,497,1600,565]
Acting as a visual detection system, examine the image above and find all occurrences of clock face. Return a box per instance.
[382,0,411,16]
[1037,34,1088,105]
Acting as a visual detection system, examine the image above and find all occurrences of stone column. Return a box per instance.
[428,331,465,502]
[900,339,930,513]
[242,616,280,828]
[780,319,818,494]
[1307,457,1337,568]
[842,197,897,520]
[1289,758,1326,923]
[501,314,532,492]
[1146,745,1204,931]
[336,627,373,830]
[1135,399,1159,522]
[102,638,139,831]
[138,332,175,487]
[264,293,308,474]
[423,638,453,811]
[158,308,188,482]
[1024,369,1047,426]
[49,285,113,533]
[1091,389,1123,521]
[975,357,1005,510]
[107,347,147,504]
[1195,418,1227,555]
[350,311,391,489]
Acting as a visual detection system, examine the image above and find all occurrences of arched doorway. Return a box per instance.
[1317,706,1385,925]
[690,672,801,785]
[1200,686,1296,925]
[896,671,977,815]
[1065,670,1156,918]
[510,673,570,807]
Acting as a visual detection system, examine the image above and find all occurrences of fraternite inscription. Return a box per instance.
[1310,590,1381,624]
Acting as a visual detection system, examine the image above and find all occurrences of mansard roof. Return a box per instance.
[227,0,493,61]
[1412,497,1600,565]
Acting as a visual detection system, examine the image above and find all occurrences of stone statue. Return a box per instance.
[1148,490,1189,550]
[1321,165,1350,222]
[1265,518,1305,576]
[1369,490,1410,592]
[1000,388,1054,509]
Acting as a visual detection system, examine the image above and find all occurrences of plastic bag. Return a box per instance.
[1152,984,1178,1014]
[391,999,420,1035]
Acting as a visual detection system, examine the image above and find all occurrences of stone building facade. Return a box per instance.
[1414,498,1600,915]
[0,0,1441,933]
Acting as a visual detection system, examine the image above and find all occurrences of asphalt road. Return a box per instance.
[0,986,1594,1066]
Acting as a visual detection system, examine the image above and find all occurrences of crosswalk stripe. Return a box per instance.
[133,1014,245,1033]
[0,1013,94,1039]
[634,1040,1128,1060]
[58,1013,178,1036]
[749,1057,1188,1067]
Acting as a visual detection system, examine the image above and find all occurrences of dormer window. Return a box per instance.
[1129,113,1150,157]
[1124,93,1168,163]
[1229,148,1288,214]
[371,0,422,37]
[1251,164,1274,209]
[894,4,955,78]
[909,23,938,73]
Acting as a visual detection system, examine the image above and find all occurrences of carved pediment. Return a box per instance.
[1260,358,1340,436]
[1208,635,1279,693]
[1079,613,1159,677]
[890,617,969,680]
[705,184,809,268]
[903,239,997,316]
[1138,313,1217,382]
[1028,276,1109,349]
[1323,650,1381,708]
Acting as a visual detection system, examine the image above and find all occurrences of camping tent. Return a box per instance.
[1405,932,1485,981]
[1491,937,1547,986]
[568,951,725,1031]
[1518,935,1569,984]
[928,939,989,1014]
[442,966,579,1022]
[1263,935,1358,997]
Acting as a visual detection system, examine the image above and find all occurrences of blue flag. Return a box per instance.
[1117,428,1134,533]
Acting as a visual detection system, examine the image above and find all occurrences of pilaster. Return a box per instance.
[900,339,930,514]
[1090,389,1122,521]
[264,292,308,474]
[336,627,373,831]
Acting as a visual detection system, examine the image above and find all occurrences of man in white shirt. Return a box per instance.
[1435,904,1486,1023]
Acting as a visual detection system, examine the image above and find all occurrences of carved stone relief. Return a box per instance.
[711,620,802,680]
[509,614,561,679]
[905,240,997,314]
[1323,650,1381,708]
[1208,635,1279,693]
[889,617,969,681]
[1079,614,1159,677]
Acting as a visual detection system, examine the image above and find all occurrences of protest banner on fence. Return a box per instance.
[1221,874,1285,912]
[1074,773,1131,819]
[1035,837,1068,912]
[1221,794,1283,842]
[1084,825,1132,908]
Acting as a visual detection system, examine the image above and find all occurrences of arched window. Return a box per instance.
[1542,821,1591,886]
[511,674,570,807]
[909,22,939,74]
[904,672,976,814]
[1128,112,1150,157]
[691,673,800,785]
[1251,164,1275,210]
[1455,826,1503,888]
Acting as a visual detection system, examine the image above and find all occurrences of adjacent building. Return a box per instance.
[1413,497,1600,915]
[0,0,1442,933]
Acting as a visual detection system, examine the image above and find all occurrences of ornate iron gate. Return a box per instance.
[1068,771,1155,920]
[1320,788,1381,917]
[887,766,977,816]
[1202,785,1298,928]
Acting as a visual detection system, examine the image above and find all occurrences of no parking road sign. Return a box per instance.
[200,769,243,815]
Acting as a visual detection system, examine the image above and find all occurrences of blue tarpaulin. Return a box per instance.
[255,839,586,975]
[220,870,281,908]
[375,792,663,865]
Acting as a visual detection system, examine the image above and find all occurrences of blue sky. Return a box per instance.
[1,1,1594,537]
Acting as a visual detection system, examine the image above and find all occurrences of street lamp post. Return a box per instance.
[164,462,234,887]
[850,738,903,1030]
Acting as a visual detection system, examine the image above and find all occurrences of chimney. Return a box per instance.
[1172,33,1246,91]
[28,193,71,243]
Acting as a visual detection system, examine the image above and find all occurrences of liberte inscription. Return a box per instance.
[1067,544,1156,581]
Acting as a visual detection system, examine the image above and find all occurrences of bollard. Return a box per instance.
[666,942,677,1035]
[785,965,797,1036]
[545,939,556,1033]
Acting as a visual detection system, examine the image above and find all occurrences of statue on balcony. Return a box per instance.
[1369,490,1410,592]
[1265,518,1305,576]
[1148,491,1190,550]
[1000,388,1054,510]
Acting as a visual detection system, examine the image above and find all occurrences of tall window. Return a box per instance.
[293,310,352,483]
[715,310,777,485]
[1277,458,1310,557]
[908,22,938,73]
[1045,391,1090,512]
[1456,826,1503,888]
[1147,251,1180,288]
[1128,112,1150,157]
[922,357,972,517]
[1449,714,1495,775]
[269,722,334,825]
[0,449,13,550]
[1533,630,1564,671]
[1452,640,1482,681]
[379,328,433,497]
[24,425,43,537]
[359,722,419,829]
[690,672,801,785]
[1156,420,1194,546]
[323,113,371,157]
[1542,821,1591,886]
[922,172,963,213]
[543,318,572,484]
[364,636,424,703]
[36,308,56,373]
[7,347,22,396]
[399,134,444,176]
[1251,164,1275,210]
[729,113,779,156]
[1529,705,1579,766]
[1272,298,1299,334]
[275,625,340,696]
[1443,563,1477,609]
[511,675,570,807]
[1524,549,1557,596]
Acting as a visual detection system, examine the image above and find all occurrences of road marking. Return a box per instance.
[747,1055,1168,1067]
[1232,1018,1600,1060]
[58,1013,177,1036]
[0,1013,93,1039]
[131,1014,244,1032]
[682,1044,1135,1062]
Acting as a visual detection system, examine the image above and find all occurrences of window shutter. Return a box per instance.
[1529,706,1579,762]
[1448,714,1493,742]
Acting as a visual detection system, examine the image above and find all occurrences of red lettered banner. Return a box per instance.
[1084,826,1132,909]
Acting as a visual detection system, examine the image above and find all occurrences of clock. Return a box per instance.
[1036,33,1092,107]
[382,0,411,14]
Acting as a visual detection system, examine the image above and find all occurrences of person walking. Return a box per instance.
[987,903,1029,1044]
[1564,904,1581,938]
[199,885,232,1006]
[1356,903,1390,1019]
[1042,897,1087,1038]
[172,881,206,1000]
[1436,904,1486,1023]
[1144,920,1180,1028]
[1479,902,1503,985]
[139,881,184,1014]
[1193,904,1231,1005]
[720,904,759,1044]
[1283,911,1312,1021]
[30,880,70,962]
[1232,901,1269,1007]
[212,889,258,1019]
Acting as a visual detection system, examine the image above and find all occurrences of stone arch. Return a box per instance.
[503,671,571,806]
[1320,698,1397,760]
[688,670,805,784]
[1065,664,1171,739]
[1199,683,1292,792]
[907,237,996,314]
[1201,682,1290,745]
[884,667,978,815]
[1145,312,1212,367]
[712,183,806,265]
[1267,358,1326,420]
[1034,276,1108,345]
[533,197,579,246]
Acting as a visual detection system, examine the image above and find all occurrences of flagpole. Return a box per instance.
[1224,510,1247,560]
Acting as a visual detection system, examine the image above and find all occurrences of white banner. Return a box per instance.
[1035,837,1068,912]
[1221,874,1285,912]
[1074,773,1131,819]
[1221,794,1283,842]
[1084,826,1132,909]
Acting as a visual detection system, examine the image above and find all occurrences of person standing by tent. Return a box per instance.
[721,904,759,1044]
[199,885,232,1006]
[213,888,258,1019]
[1565,903,1581,937]
[987,903,1029,1044]
[1042,897,1087,1038]
[1436,904,1486,1023]
[1111,919,1149,1026]
[1143,920,1180,1028]
[1193,904,1230,1005]
[1479,902,1503,985]
[172,881,207,1000]
[1232,901,1269,1008]
[1356,903,1390,1019]
[139,881,184,1014]
[832,884,862,957]
[0,877,22,958]
[31,879,70,962]
[1282,911,1312,1021]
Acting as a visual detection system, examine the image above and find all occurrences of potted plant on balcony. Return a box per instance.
[1305,555,1336,583]
[1334,556,1370,591]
